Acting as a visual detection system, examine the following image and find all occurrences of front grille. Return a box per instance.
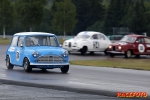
[113,46,116,51]
[38,56,63,63]
[68,42,71,47]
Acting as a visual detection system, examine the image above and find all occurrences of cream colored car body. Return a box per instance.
[63,31,111,54]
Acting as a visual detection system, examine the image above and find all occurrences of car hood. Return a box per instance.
[111,41,128,46]
[65,38,87,43]
[64,38,74,42]
[26,46,64,55]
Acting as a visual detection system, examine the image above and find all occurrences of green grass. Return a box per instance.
[70,58,150,71]
[58,38,65,44]
[0,38,11,45]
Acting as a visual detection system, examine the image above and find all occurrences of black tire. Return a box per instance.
[104,49,108,55]
[23,58,32,72]
[109,53,114,57]
[6,56,14,70]
[125,50,132,58]
[60,65,69,73]
[80,46,87,55]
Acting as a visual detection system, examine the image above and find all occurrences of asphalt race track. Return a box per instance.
[0,45,150,100]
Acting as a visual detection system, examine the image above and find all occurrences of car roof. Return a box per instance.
[77,31,104,36]
[14,32,54,36]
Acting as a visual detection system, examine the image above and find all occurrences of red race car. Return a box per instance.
[107,34,150,58]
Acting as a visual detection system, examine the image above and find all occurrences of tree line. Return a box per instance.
[0,0,150,38]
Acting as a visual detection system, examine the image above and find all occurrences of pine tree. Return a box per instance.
[51,0,77,37]
[0,0,14,38]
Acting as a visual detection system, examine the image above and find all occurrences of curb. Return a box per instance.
[0,79,149,100]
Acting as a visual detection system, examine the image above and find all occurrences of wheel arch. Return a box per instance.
[6,54,12,63]
[126,49,134,55]
[82,45,88,51]
[23,57,31,66]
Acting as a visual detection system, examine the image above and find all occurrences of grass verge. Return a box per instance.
[0,38,11,45]
[70,58,150,71]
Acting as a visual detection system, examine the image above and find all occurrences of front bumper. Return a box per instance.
[107,51,125,54]
[62,45,74,51]
[30,62,69,66]
[63,46,80,52]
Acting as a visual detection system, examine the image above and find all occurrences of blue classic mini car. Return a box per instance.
[5,32,69,73]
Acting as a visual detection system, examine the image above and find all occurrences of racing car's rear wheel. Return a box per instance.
[81,46,87,55]
[60,65,69,73]
[104,49,108,55]
[125,50,132,58]
[23,58,32,72]
[6,56,14,70]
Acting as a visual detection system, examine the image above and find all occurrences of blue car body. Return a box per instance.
[6,32,69,73]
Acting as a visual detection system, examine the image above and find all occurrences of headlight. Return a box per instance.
[109,45,112,49]
[118,46,122,50]
[32,51,39,58]
[62,51,68,57]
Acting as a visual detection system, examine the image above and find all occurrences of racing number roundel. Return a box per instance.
[16,51,20,61]
[93,41,99,49]
[138,44,145,53]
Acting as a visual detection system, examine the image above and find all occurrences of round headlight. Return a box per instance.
[62,51,68,57]
[32,51,39,58]
[118,46,122,50]
[109,45,112,49]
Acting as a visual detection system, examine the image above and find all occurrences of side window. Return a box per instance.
[17,37,24,47]
[99,34,106,40]
[11,36,18,47]
[144,38,150,43]
[50,37,57,46]
[136,38,144,43]
[92,34,98,39]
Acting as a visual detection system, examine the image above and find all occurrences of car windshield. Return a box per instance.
[26,36,58,47]
[120,36,136,43]
[75,35,90,39]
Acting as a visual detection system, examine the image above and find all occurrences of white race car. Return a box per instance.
[63,31,112,55]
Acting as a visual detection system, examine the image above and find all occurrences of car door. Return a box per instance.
[98,34,107,51]
[16,36,24,66]
[90,34,100,51]
[9,36,18,64]
[144,37,150,54]
[134,38,146,54]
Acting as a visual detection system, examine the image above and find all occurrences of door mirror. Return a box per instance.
[135,41,139,43]
[20,43,23,47]
[59,44,62,48]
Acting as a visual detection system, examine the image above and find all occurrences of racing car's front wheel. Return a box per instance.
[125,50,132,58]
[80,46,87,55]
[60,65,69,73]
[6,56,14,70]
[23,58,32,72]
